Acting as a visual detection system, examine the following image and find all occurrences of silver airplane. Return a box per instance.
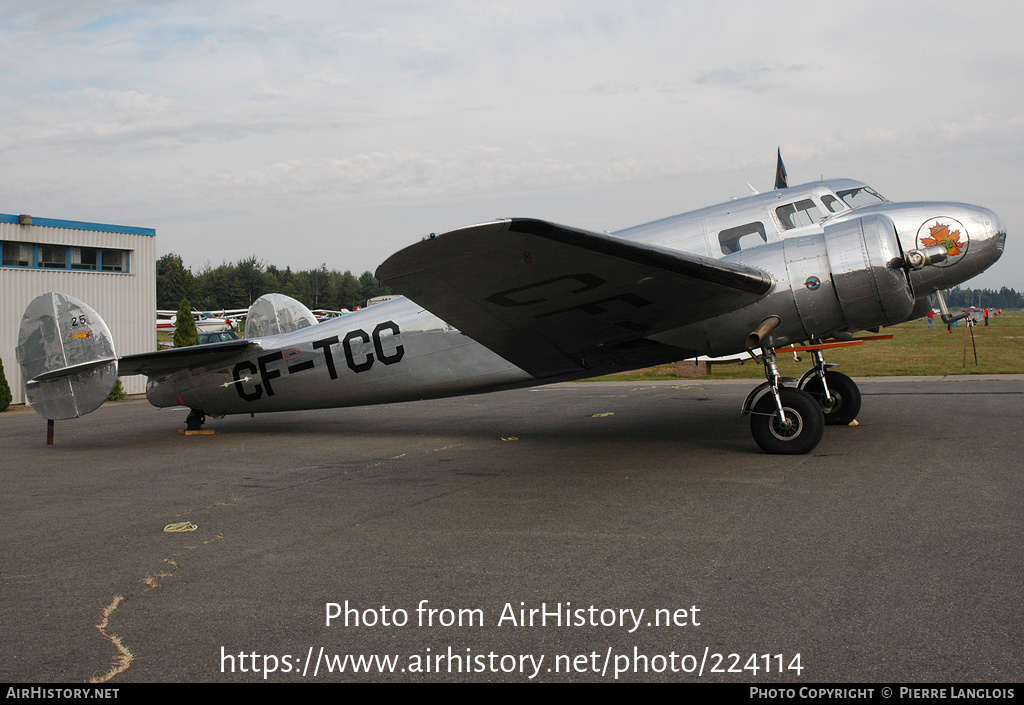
[16,177,1005,454]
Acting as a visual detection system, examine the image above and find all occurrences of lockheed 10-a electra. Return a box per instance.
[16,176,1005,454]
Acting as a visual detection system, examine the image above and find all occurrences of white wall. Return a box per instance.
[1,218,156,405]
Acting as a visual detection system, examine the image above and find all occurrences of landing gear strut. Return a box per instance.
[744,347,824,455]
[799,349,861,426]
[185,408,206,431]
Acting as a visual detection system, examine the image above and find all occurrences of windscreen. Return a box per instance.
[837,186,886,209]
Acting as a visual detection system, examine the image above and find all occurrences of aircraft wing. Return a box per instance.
[376,218,774,377]
[119,339,255,378]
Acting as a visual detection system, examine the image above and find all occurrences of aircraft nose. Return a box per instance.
[960,205,1006,276]
[983,207,1007,253]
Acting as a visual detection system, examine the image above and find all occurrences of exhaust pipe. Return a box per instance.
[746,315,781,350]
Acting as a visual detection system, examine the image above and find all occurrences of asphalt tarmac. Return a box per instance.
[2,376,1022,683]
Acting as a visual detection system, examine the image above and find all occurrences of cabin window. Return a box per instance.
[821,194,845,213]
[1,241,33,267]
[719,221,767,255]
[837,186,886,208]
[776,199,823,230]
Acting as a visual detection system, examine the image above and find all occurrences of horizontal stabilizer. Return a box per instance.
[31,357,119,383]
[119,339,254,378]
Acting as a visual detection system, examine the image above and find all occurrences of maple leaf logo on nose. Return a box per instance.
[921,222,964,256]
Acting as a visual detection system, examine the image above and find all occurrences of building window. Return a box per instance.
[1,241,33,267]
[38,244,68,268]
[1,240,131,273]
[101,249,127,272]
[72,247,99,270]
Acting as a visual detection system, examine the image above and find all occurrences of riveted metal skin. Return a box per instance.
[822,214,914,331]
[14,177,1007,456]
[648,217,913,356]
[781,234,842,342]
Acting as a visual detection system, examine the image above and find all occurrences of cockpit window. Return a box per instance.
[719,221,767,255]
[821,194,845,213]
[837,186,886,209]
[776,199,823,230]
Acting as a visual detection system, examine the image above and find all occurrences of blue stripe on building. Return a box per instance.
[0,213,156,237]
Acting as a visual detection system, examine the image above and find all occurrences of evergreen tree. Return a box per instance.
[156,253,195,309]
[308,264,331,309]
[107,378,127,401]
[173,299,200,348]
[945,286,1024,309]
[332,270,361,310]
[201,264,238,310]
[357,271,391,306]
[235,256,267,305]
[0,356,12,412]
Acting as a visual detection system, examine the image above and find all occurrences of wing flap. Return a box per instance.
[377,218,773,377]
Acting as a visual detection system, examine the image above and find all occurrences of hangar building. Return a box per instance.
[1,213,156,406]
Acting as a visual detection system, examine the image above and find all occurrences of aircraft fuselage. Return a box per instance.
[146,300,534,416]
[145,179,1005,419]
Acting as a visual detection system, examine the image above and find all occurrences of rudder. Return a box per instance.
[16,292,118,419]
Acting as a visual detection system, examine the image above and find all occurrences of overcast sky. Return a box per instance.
[2,1,1022,289]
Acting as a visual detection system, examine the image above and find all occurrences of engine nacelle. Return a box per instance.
[779,213,915,341]
[822,214,915,331]
[653,214,917,355]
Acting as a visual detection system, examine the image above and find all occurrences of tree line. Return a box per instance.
[156,254,392,312]
[944,286,1024,310]
[156,252,1024,315]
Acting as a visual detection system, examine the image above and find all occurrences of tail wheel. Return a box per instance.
[801,371,861,426]
[750,387,824,454]
[185,409,207,431]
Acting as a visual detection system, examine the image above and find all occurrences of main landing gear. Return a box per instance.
[798,349,861,427]
[742,342,862,455]
[744,348,824,455]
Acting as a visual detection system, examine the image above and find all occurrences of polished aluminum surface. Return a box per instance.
[822,214,914,330]
[16,292,118,419]
[154,180,1005,414]
[15,178,1006,437]
[145,296,531,416]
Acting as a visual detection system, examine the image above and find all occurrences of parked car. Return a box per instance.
[198,331,240,344]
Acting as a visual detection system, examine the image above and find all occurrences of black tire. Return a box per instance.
[185,408,206,431]
[750,387,824,455]
[801,371,861,426]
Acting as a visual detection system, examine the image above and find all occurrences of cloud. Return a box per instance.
[694,67,771,86]
[1,2,1023,287]
[0,0,172,33]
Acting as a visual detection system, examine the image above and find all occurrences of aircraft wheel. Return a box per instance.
[801,371,861,426]
[185,408,207,431]
[750,387,824,455]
